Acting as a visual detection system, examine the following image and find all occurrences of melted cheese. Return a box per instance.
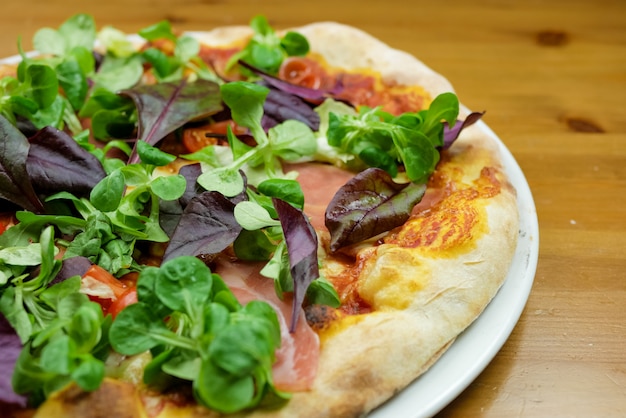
[357,246,431,311]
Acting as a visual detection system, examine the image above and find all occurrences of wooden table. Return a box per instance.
[1,0,625,416]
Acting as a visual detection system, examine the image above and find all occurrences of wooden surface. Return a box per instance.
[1,0,625,416]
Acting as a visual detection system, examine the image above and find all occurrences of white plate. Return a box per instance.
[370,120,539,418]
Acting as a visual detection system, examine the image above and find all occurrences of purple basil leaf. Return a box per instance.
[261,114,280,131]
[442,111,485,149]
[273,198,319,333]
[27,126,107,195]
[15,116,38,138]
[325,168,427,252]
[160,166,248,238]
[159,198,184,238]
[239,60,341,100]
[177,163,250,207]
[0,314,26,407]
[26,254,90,289]
[162,191,243,262]
[0,116,45,213]
[261,87,320,131]
[158,164,203,237]
[177,163,204,207]
[122,79,223,163]
[50,256,92,286]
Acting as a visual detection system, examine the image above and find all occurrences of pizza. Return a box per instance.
[0,14,519,418]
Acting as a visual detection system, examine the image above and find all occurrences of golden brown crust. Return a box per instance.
[33,379,148,418]
[29,22,519,418]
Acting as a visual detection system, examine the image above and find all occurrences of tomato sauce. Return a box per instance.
[278,56,429,115]
[196,45,430,116]
[198,45,245,80]
[329,258,373,315]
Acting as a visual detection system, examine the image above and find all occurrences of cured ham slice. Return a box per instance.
[214,257,320,392]
[212,162,353,391]
[287,162,355,230]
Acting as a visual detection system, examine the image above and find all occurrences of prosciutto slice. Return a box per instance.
[287,162,355,230]
[214,257,320,391]
[213,162,353,391]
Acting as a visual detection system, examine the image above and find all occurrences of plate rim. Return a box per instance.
[369,119,539,418]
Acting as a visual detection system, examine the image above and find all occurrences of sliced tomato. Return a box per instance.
[182,120,247,153]
[0,213,16,235]
[108,287,138,319]
[82,264,130,314]
[278,57,323,89]
[81,267,139,318]
[147,38,176,56]
[118,271,139,288]
[83,264,128,298]
[198,46,242,80]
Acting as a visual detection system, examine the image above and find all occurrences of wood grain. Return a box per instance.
[1,0,625,416]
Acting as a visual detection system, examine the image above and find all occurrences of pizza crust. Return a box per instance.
[294,22,455,99]
[26,22,518,418]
